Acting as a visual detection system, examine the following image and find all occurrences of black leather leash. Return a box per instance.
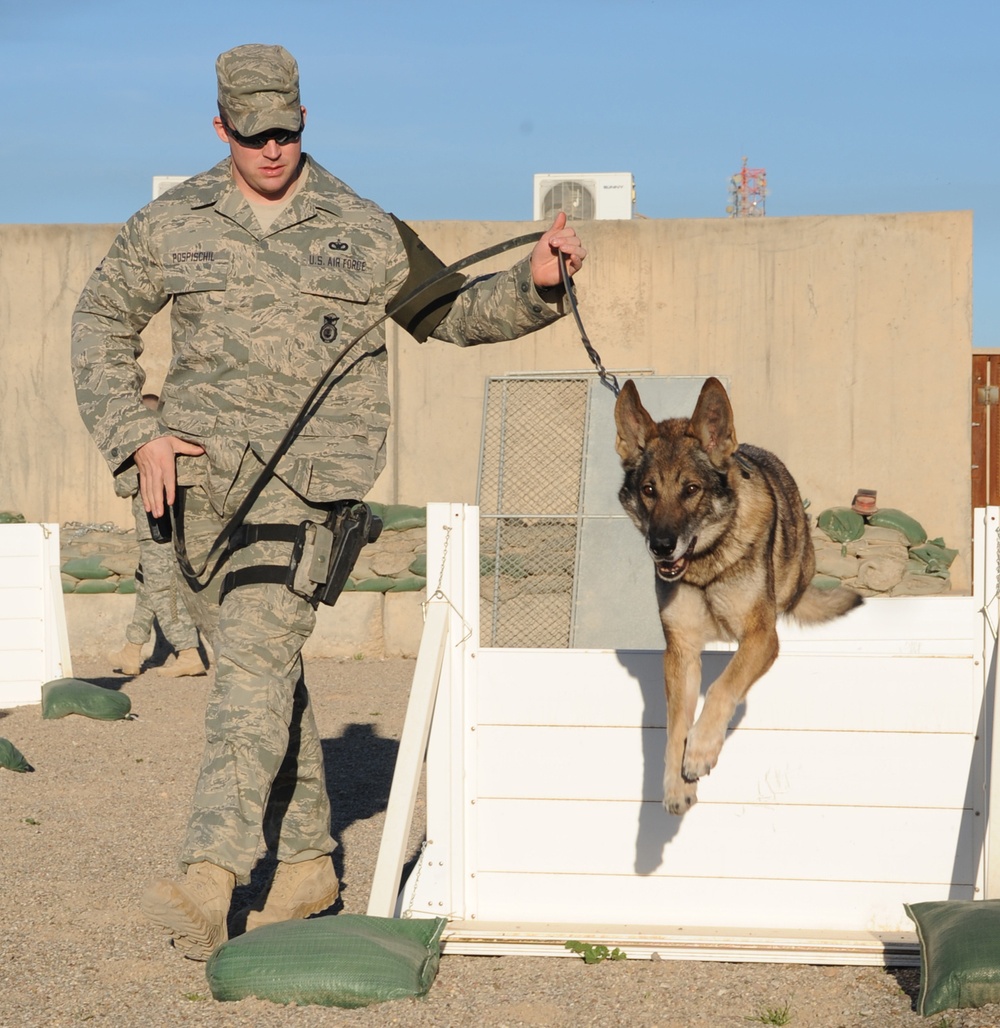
[558,250,620,397]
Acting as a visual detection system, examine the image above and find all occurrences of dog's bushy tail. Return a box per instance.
[791,583,864,625]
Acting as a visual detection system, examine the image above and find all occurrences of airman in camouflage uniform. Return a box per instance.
[110,395,205,678]
[71,43,587,960]
[109,491,204,672]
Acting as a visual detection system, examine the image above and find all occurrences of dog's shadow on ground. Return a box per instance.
[617,650,743,874]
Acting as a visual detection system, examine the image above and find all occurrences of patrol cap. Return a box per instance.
[216,44,301,136]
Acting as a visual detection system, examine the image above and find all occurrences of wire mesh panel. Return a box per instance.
[477,376,590,647]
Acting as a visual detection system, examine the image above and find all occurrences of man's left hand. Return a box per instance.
[530,211,588,288]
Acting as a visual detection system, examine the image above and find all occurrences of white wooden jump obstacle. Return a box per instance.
[0,523,72,708]
[370,503,1000,966]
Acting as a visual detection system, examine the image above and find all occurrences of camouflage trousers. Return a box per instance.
[173,450,336,884]
[126,492,200,651]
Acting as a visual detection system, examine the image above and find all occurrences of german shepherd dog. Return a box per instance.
[614,377,862,814]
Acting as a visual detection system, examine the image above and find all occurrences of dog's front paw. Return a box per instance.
[663,774,698,815]
[682,724,723,782]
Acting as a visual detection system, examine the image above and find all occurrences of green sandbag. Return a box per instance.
[867,507,927,546]
[0,738,33,772]
[205,914,447,1008]
[353,576,397,593]
[368,503,426,532]
[40,679,132,721]
[910,541,959,571]
[816,507,865,543]
[388,576,427,592]
[61,555,115,580]
[73,579,119,594]
[0,511,26,523]
[906,900,1000,1016]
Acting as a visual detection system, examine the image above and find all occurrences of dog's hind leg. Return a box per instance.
[683,620,779,782]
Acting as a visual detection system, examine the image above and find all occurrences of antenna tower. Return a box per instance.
[727,157,767,217]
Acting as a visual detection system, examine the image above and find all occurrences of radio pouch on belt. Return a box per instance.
[288,501,383,608]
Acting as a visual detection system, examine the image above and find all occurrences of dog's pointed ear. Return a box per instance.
[614,379,656,463]
[688,377,737,468]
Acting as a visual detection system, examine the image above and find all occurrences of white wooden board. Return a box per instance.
[474,648,982,732]
[475,727,980,808]
[0,524,71,707]
[459,876,963,936]
[474,802,976,886]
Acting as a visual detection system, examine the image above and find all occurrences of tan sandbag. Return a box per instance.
[858,525,910,547]
[854,541,909,566]
[855,554,907,592]
[890,574,951,596]
[814,547,860,579]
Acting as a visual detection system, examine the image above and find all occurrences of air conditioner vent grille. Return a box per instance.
[532,172,634,221]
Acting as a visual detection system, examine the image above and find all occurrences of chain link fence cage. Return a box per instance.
[477,375,593,648]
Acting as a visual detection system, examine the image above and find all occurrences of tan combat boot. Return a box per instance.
[110,641,143,675]
[141,861,236,960]
[159,648,206,678]
[246,855,339,931]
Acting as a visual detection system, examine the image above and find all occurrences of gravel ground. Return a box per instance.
[2,654,1000,1028]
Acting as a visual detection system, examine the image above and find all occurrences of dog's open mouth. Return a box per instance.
[654,539,696,582]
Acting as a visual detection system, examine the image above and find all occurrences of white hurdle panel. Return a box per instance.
[0,523,72,708]
[378,505,999,965]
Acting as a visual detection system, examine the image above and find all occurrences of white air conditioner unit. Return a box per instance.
[533,172,634,221]
[152,175,191,200]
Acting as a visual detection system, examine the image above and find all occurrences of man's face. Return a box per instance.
[213,107,306,201]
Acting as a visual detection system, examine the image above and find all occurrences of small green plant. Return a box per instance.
[353,652,365,661]
[564,940,626,964]
[932,1018,953,1028]
[747,1002,792,1025]
[183,992,209,1002]
[22,817,40,826]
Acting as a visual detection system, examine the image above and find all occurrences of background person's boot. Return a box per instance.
[109,641,143,675]
[159,648,206,678]
[141,861,235,960]
[246,855,339,931]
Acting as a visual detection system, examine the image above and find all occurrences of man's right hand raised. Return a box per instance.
[134,435,206,518]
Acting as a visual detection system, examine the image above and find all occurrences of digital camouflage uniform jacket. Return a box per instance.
[72,155,563,508]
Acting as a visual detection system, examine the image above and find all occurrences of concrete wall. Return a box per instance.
[0,212,973,587]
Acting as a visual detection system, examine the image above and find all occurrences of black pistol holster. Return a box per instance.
[288,501,383,607]
[219,500,383,609]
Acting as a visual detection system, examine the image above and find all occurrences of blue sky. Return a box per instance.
[3,0,996,344]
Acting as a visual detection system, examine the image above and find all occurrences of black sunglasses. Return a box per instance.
[224,121,303,149]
